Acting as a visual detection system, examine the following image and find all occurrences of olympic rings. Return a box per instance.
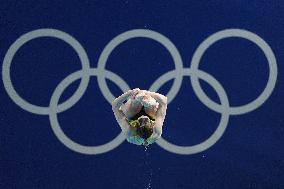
[2,28,277,155]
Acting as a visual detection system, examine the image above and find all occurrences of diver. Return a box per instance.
[112,88,167,146]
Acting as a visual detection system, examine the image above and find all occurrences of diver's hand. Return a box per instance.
[131,88,140,98]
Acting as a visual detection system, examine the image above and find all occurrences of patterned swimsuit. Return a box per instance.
[126,107,156,145]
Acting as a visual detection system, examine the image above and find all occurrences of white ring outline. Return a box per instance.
[97,29,184,105]
[49,68,129,155]
[2,28,277,155]
[154,69,230,155]
[190,29,278,115]
[2,29,91,115]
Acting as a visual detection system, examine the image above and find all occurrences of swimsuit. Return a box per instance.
[127,106,156,145]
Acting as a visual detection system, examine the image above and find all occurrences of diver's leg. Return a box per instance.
[139,93,159,119]
[120,97,143,119]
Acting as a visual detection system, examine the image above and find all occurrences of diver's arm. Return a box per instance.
[148,92,167,125]
[145,91,167,132]
[112,90,132,119]
[145,99,167,145]
[154,98,167,129]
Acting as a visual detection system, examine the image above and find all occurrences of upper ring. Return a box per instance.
[190,29,278,115]
[96,29,184,105]
[2,29,91,115]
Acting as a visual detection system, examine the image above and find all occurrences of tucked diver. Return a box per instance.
[112,88,167,146]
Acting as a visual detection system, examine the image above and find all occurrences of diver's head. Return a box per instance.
[136,115,153,140]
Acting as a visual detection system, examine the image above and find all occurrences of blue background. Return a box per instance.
[1,1,284,188]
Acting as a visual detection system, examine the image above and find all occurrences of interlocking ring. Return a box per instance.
[2,29,91,115]
[190,29,277,115]
[2,28,277,155]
